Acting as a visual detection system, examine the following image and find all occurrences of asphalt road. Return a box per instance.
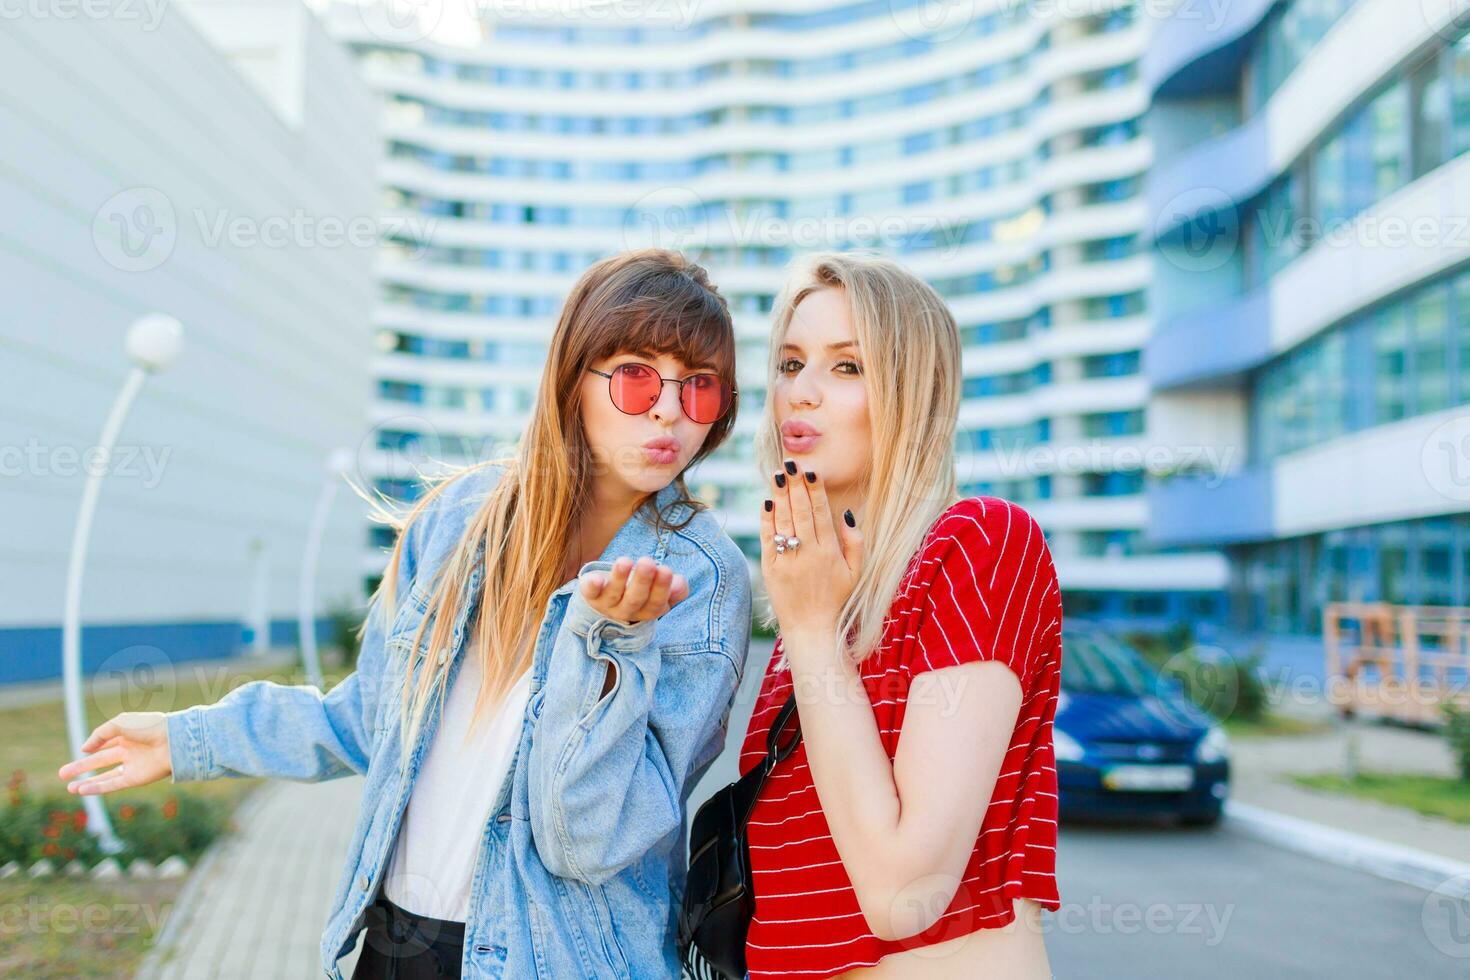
[1047,821,1468,979]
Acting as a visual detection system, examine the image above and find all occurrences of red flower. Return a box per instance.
[43,826,60,839]
[43,843,58,856]
[162,798,179,819]
[72,810,87,830]
[119,805,135,820]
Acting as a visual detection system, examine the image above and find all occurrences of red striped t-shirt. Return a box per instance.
[738,496,1063,979]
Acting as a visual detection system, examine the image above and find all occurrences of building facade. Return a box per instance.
[0,0,377,682]
[1146,0,1470,635]
[330,0,1219,626]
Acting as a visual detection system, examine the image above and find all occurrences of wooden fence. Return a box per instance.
[1323,602,1470,725]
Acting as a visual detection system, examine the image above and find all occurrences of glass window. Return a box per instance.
[1376,523,1410,603]
[1420,518,1455,605]
[1372,303,1409,424]
[1457,269,1470,405]
[1452,36,1470,157]
[1412,282,1451,414]
[1410,49,1450,177]
[1370,81,1410,199]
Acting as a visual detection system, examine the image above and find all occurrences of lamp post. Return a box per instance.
[297,448,353,690]
[62,314,184,855]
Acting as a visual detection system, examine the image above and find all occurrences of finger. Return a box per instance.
[580,572,607,601]
[668,574,689,606]
[643,564,675,612]
[839,508,866,574]
[786,460,817,546]
[59,746,125,781]
[760,497,775,569]
[81,718,122,753]
[803,469,834,547]
[71,768,133,796]
[770,468,794,539]
[618,557,658,614]
[599,557,634,608]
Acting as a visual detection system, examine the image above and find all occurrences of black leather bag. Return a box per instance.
[678,694,802,980]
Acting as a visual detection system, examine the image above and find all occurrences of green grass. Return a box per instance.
[1,655,352,978]
[0,876,179,980]
[1221,712,1334,738]
[1292,771,1470,825]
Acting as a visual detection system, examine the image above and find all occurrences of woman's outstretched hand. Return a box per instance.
[760,462,865,643]
[579,556,689,626]
[57,711,173,796]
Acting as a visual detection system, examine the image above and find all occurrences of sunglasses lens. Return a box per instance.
[682,374,732,424]
[609,363,660,414]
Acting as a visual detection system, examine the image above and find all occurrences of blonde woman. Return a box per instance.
[58,250,753,980]
[739,253,1062,979]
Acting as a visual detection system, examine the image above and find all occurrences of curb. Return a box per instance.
[1225,800,1470,899]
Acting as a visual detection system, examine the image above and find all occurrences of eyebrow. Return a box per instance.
[780,341,859,353]
[618,349,718,372]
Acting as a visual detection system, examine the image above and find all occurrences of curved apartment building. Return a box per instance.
[327,0,1208,625]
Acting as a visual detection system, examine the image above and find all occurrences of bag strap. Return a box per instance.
[731,693,802,829]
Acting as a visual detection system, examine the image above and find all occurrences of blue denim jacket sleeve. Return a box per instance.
[163,523,417,784]
[527,557,748,885]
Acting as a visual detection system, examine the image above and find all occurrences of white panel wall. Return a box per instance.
[0,1,378,631]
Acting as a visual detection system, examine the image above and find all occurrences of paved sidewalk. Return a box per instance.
[136,776,366,980]
[1229,721,1470,865]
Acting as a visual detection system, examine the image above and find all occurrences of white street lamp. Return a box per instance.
[297,448,353,690]
[63,314,184,855]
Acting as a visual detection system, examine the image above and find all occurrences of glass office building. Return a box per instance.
[325,0,1218,625]
[1146,0,1470,635]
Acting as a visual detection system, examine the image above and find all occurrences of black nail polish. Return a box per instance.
[764,499,773,512]
[805,471,816,484]
[775,472,786,488]
[844,509,856,527]
[785,460,798,475]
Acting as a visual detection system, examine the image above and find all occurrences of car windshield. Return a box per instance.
[1061,631,1158,697]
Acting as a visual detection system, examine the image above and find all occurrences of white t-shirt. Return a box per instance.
[383,651,532,921]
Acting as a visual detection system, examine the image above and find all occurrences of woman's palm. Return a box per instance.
[57,711,173,795]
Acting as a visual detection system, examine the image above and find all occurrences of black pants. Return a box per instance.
[351,893,465,980]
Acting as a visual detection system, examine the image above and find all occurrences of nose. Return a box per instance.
[786,365,820,408]
[649,377,684,424]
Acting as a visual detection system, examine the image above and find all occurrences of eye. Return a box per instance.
[835,360,863,376]
[778,357,803,374]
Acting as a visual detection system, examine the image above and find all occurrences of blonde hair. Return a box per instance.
[755,251,962,664]
[363,249,737,762]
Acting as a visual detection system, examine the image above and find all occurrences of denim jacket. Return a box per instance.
[163,465,752,978]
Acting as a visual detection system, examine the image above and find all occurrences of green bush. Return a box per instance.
[1126,626,1267,723]
[330,605,365,667]
[1445,702,1470,782]
[1,770,230,868]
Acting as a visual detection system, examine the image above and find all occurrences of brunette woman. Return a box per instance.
[59,249,753,980]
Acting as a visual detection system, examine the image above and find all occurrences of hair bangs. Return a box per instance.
[589,271,735,382]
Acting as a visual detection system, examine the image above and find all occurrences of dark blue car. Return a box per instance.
[1055,630,1230,826]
